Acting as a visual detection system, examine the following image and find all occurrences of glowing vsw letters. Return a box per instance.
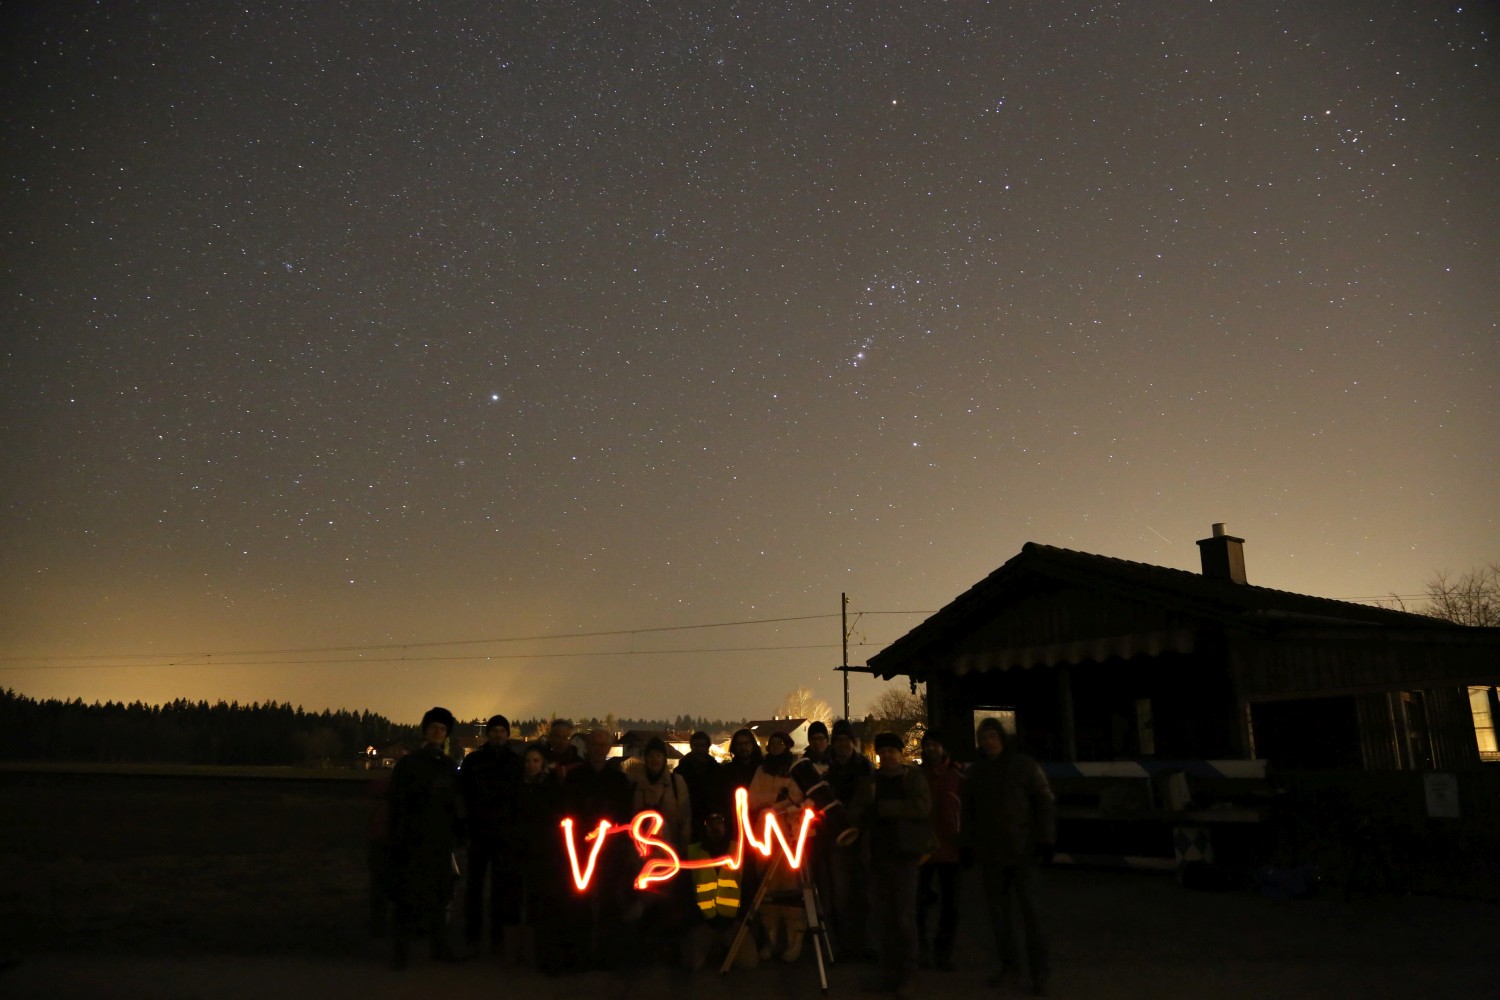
[562,787,815,891]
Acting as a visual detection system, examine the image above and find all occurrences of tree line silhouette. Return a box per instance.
[0,690,760,768]
[0,688,412,767]
[505,714,747,740]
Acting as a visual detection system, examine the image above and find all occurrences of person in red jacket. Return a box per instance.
[916,729,965,971]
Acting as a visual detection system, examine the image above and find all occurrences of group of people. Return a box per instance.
[379,708,1058,997]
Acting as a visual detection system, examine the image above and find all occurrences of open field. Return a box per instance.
[0,767,374,958]
[1,767,1496,999]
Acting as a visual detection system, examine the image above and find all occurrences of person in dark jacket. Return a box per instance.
[793,718,840,958]
[849,731,932,999]
[387,706,465,969]
[720,727,763,806]
[802,720,833,770]
[458,714,523,955]
[916,729,965,970]
[825,719,873,959]
[513,743,566,972]
[560,727,633,970]
[542,717,584,779]
[963,717,1056,997]
[675,730,724,831]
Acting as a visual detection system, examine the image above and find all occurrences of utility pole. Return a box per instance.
[841,592,850,720]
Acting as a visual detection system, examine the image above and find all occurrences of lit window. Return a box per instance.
[1470,687,1499,762]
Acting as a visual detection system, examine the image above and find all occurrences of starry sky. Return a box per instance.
[2,1,1496,727]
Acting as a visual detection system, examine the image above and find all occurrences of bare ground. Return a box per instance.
[1,769,1495,999]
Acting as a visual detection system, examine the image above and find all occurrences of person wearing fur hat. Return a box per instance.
[388,706,465,968]
[459,714,523,956]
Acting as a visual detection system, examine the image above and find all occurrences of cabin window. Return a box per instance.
[1471,687,1499,762]
[1135,698,1155,756]
[1398,691,1433,770]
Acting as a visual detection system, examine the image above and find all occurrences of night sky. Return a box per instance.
[3,2,1496,727]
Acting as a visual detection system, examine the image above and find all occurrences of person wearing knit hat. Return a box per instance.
[388,708,464,968]
[804,721,832,769]
[419,706,458,742]
[458,712,523,956]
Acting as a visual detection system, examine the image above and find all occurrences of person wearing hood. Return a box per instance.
[720,727,764,804]
[387,706,465,969]
[629,737,693,849]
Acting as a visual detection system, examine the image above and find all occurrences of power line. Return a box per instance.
[1337,594,1429,602]
[0,612,852,664]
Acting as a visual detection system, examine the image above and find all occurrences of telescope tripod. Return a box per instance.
[721,853,834,993]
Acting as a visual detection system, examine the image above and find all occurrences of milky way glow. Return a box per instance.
[562,787,816,892]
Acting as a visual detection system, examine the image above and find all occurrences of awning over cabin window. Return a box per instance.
[946,628,1196,676]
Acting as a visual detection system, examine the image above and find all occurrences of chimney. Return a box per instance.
[1195,522,1247,584]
